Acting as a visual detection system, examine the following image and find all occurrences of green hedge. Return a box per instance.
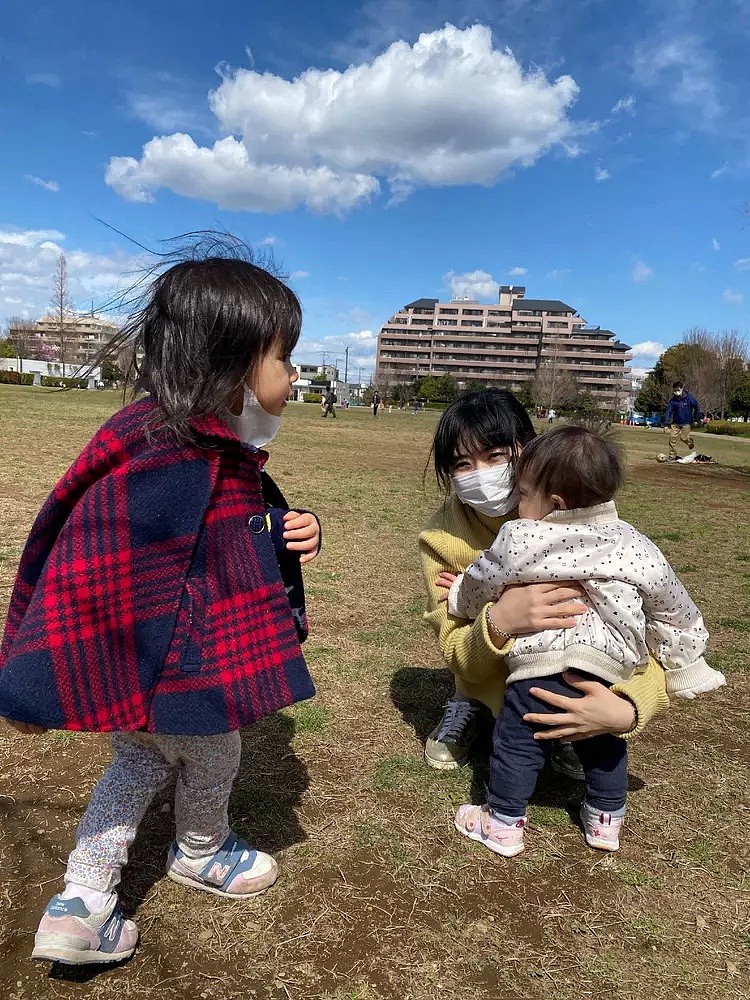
[303,393,323,403]
[0,370,34,385]
[704,420,750,438]
[40,375,88,388]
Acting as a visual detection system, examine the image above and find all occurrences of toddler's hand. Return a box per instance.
[3,718,48,735]
[435,571,458,602]
[283,511,320,565]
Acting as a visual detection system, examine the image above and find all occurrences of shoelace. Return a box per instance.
[433,698,480,743]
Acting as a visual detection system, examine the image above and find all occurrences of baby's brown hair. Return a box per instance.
[515,426,624,509]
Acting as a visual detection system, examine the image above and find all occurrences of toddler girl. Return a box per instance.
[438,426,725,856]
[0,245,320,964]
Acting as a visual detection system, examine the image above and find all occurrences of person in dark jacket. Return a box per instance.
[322,388,337,418]
[663,381,702,459]
[372,390,381,417]
[0,250,321,966]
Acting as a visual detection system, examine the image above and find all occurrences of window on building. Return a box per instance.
[461,320,483,327]
[439,308,459,315]
[462,309,484,316]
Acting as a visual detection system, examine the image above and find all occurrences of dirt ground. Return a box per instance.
[0,388,748,1000]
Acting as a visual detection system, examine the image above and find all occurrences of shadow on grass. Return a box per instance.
[390,665,645,811]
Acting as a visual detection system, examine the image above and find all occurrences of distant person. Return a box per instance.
[412,399,420,415]
[0,249,321,966]
[547,408,556,423]
[322,388,337,418]
[663,381,701,459]
[436,426,723,857]
[372,390,381,417]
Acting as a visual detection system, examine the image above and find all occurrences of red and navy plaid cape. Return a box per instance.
[0,397,315,734]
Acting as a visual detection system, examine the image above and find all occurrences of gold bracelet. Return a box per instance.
[485,606,512,646]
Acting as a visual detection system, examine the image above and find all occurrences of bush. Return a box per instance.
[40,375,88,389]
[704,420,750,438]
[422,401,447,411]
[0,370,33,385]
[303,393,323,403]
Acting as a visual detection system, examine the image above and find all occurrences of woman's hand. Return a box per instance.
[489,582,588,637]
[523,672,636,741]
[435,571,458,601]
[283,511,320,565]
[3,718,48,735]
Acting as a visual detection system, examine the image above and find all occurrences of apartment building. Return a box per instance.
[375,286,632,406]
[8,314,118,373]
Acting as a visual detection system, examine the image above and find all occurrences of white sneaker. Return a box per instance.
[580,805,623,852]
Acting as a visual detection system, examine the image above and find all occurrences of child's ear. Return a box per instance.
[551,493,568,510]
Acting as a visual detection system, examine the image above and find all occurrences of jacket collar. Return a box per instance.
[542,500,619,525]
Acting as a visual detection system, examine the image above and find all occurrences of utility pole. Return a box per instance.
[344,346,350,383]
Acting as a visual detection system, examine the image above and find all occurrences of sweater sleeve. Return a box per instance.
[419,531,512,686]
[610,654,669,739]
[638,537,725,698]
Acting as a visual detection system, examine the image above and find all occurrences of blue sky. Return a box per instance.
[2,0,749,376]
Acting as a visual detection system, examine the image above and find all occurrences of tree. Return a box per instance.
[464,379,488,393]
[0,338,16,358]
[4,316,39,367]
[50,253,75,376]
[531,362,578,411]
[729,371,750,419]
[435,374,458,403]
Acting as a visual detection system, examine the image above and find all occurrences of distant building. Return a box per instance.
[375,286,633,407]
[292,363,360,403]
[0,357,102,381]
[7,313,118,374]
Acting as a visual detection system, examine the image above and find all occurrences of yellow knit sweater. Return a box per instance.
[418,493,669,733]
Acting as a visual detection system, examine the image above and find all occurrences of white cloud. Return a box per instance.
[594,164,611,182]
[630,340,665,358]
[289,270,309,280]
[0,227,139,323]
[106,24,582,215]
[711,162,730,180]
[633,36,721,125]
[294,328,378,375]
[24,174,60,193]
[444,269,499,301]
[712,237,720,251]
[611,96,636,116]
[632,259,654,282]
[261,235,277,246]
[508,266,527,276]
[722,288,743,306]
[734,258,750,271]
[547,268,571,280]
[27,73,61,87]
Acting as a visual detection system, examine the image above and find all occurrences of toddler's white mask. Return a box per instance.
[451,463,518,517]
[226,387,282,448]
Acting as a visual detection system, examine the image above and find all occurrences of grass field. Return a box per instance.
[0,385,749,1000]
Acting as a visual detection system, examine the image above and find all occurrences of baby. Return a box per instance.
[440,426,725,856]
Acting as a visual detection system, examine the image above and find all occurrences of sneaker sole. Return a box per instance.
[166,868,277,899]
[583,835,620,852]
[32,934,136,965]
[424,752,465,771]
[454,818,525,858]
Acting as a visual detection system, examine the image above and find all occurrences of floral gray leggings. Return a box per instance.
[65,731,241,893]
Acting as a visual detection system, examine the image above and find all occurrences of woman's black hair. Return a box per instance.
[430,388,536,492]
[95,232,301,440]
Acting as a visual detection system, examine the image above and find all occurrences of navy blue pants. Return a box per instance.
[487,673,628,818]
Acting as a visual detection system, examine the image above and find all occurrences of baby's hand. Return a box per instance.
[3,718,48,735]
[435,571,458,602]
[283,511,320,565]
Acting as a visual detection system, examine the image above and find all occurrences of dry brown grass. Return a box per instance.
[0,387,749,1000]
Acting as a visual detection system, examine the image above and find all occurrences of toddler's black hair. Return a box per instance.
[99,232,301,440]
[515,426,624,509]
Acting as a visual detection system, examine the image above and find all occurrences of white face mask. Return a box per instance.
[452,463,518,517]
[674,389,684,396]
[225,387,282,448]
